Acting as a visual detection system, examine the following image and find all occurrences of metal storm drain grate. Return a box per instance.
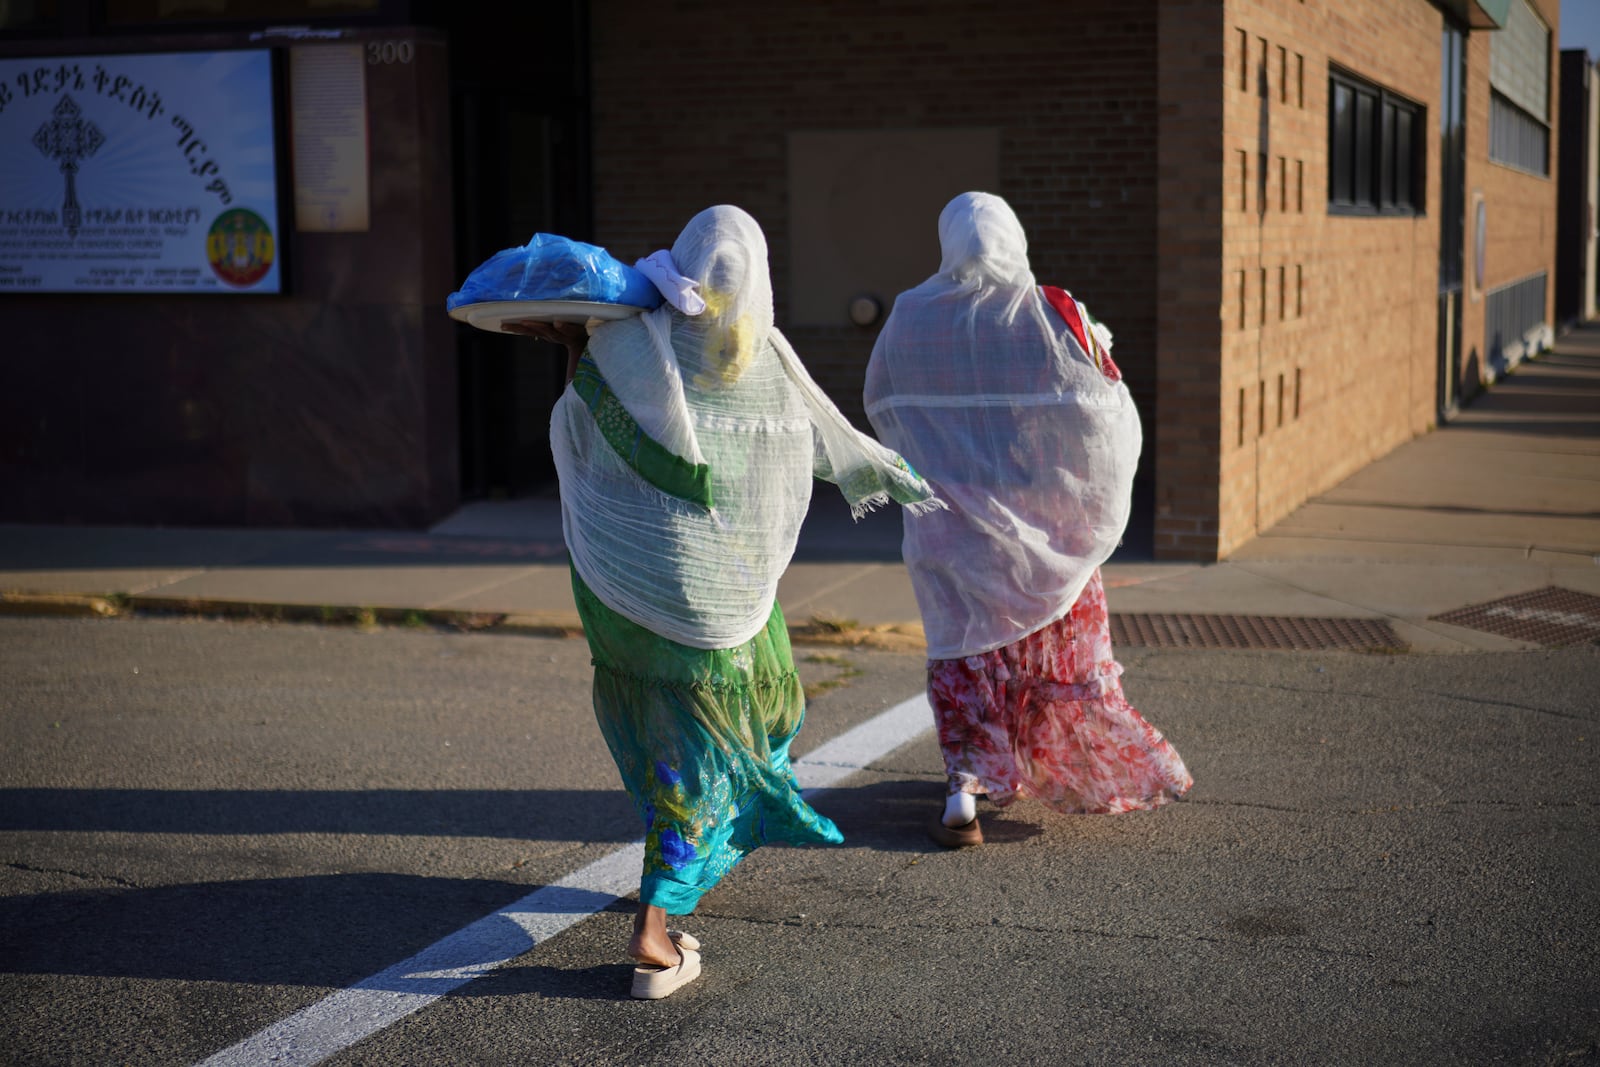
[1111,613,1404,651]
[1430,587,1600,647]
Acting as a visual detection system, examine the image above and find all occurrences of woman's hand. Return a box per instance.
[504,319,588,383]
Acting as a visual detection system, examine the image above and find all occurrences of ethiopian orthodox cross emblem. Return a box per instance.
[32,95,105,239]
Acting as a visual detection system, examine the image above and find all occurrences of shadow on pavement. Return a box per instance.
[814,776,1045,853]
[0,781,1049,851]
[0,872,566,988]
[0,779,1047,991]
[1445,417,1600,437]
[0,787,641,842]
[449,961,635,1002]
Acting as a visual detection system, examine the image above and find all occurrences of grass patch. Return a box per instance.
[801,651,864,701]
[790,616,927,653]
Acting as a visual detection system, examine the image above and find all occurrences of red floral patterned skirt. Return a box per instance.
[928,570,1193,815]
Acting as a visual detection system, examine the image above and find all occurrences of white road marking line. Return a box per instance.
[790,692,934,791]
[195,693,933,1067]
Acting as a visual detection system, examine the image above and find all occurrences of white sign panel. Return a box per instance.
[0,50,283,294]
[290,44,369,233]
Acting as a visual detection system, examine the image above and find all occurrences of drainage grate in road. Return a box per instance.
[1111,613,1404,651]
[1430,587,1600,647]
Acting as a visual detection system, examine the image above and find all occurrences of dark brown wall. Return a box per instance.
[1154,0,1225,559]
[0,27,458,528]
[588,0,1162,436]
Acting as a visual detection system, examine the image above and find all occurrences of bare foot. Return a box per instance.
[629,903,679,969]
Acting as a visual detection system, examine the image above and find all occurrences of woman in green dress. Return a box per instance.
[513,205,937,999]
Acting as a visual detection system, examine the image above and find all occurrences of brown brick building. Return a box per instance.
[1206,0,1558,558]
[585,0,1559,560]
[0,0,1560,562]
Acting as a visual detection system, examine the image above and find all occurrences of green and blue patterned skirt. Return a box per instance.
[572,568,843,915]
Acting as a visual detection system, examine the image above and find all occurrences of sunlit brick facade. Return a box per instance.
[590,0,1559,561]
[1,1,1559,556]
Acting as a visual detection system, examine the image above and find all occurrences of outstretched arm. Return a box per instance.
[502,319,589,383]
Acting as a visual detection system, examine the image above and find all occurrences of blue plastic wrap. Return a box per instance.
[446,233,663,312]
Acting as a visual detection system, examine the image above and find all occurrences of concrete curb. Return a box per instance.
[0,592,123,618]
[0,592,511,633]
[496,613,586,639]
[0,591,930,650]
[122,596,510,633]
[10,587,1567,655]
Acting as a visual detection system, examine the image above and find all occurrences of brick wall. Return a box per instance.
[588,0,1161,432]
[1211,0,1447,558]
[1153,0,1226,560]
[1462,0,1561,398]
[588,0,1558,564]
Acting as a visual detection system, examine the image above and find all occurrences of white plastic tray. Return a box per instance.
[447,299,649,333]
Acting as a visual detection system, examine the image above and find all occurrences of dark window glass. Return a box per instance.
[1331,83,1354,203]
[1489,90,1549,175]
[1328,69,1425,217]
[1394,108,1413,210]
[1439,24,1465,286]
[1379,101,1397,207]
[1354,91,1374,205]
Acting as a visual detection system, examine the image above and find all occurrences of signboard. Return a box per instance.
[0,50,284,294]
[290,44,369,233]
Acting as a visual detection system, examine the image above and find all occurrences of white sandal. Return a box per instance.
[630,943,702,1000]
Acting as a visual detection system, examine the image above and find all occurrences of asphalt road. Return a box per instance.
[2,615,1597,1066]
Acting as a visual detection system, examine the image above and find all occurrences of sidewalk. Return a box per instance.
[3,324,1598,654]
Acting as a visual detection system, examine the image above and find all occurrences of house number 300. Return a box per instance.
[367,41,415,64]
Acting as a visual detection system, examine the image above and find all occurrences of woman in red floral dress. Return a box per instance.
[864,192,1192,845]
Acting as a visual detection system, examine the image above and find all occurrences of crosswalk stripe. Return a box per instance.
[195,693,932,1066]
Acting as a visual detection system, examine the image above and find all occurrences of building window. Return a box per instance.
[1490,92,1550,174]
[1488,0,1551,176]
[1328,68,1425,216]
[1485,271,1550,369]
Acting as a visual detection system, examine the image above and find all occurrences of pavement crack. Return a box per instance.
[691,910,1378,959]
[1243,529,1595,560]
[1363,798,1599,813]
[1029,924,1379,960]
[1134,669,1595,723]
[1188,798,1595,815]
[1225,566,1408,626]
[1184,799,1321,814]
[1131,672,1373,699]
[867,852,933,894]
[1423,691,1595,723]
[5,860,141,889]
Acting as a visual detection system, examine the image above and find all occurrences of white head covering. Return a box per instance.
[554,205,938,649]
[864,192,1142,659]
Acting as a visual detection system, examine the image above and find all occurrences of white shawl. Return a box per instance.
[864,192,1142,659]
[553,205,938,649]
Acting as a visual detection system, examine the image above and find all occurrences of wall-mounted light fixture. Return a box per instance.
[848,294,883,327]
